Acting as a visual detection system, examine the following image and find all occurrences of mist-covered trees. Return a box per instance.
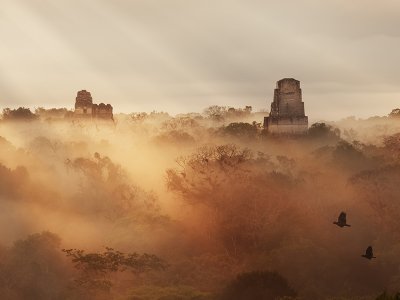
[35,107,73,119]
[217,122,260,139]
[219,271,297,300]
[0,231,167,300]
[376,291,400,300]
[166,144,299,255]
[383,133,400,159]
[2,108,400,299]
[203,106,253,122]
[388,108,400,119]
[1,107,74,121]
[129,111,171,124]
[2,107,38,121]
[0,232,70,300]
[63,247,166,296]
[0,163,29,200]
[308,122,341,140]
[66,152,164,222]
[166,144,253,205]
[331,141,369,171]
[351,164,400,235]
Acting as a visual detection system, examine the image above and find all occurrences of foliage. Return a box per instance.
[63,247,166,293]
[66,152,162,220]
[166,144,299,255]
[203,106,252,122]
[383,133,400,159]
[219,271,296,300]
[34,107,71,119]
[0,163,29,200]
[128,285,212,300]
[3,108,400,299]
[342,128,358,141]
[154,130,195,145]
[308,122,340,140]
[130,111,171,123]
[131,112,150,123]
[331,141,369,171]
[217,122,259,139]
[376,291,400,300]
[2,107,38,121]
[166,144,253,205]
[388,108,400,118]
[0,232,70,300]
[350,164,400,237]
[161,117,201,131]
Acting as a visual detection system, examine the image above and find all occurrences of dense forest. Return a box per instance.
[1,106,400,299]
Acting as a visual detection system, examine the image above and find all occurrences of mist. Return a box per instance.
[0,106,399,299]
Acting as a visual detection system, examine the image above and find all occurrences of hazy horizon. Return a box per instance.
[1,0,399,121]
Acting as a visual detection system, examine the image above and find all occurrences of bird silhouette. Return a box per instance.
[361,246,376,260]
[333,212,351,227]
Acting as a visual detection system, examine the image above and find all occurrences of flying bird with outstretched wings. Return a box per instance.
[333,212,351,227]
[361,246,376,260]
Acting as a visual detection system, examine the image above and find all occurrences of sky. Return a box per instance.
[0,0,399,121]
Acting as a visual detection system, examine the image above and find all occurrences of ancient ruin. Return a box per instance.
[74,90,113,120]
[264,78,308,134]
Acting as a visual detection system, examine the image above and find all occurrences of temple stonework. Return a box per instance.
[264,78,308,134]
[74,90,113,120]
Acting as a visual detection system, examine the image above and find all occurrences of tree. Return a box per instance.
[203,106,253,122]
[376,291,400,300]
[218,122,259,139]
[388,108,400,118]
[128,285,212,300]
[383,133,400,160]
[2,107,38,121]
[308,122,340,140]
[219,271,297,300]
[350,164,400,240]
[203,106,228,121]
[34,107,70,119]
[166,145,299,255]
[0,163,29,200]
[66,153,163,220]
[0,232,71,300]
[63,247,166,294]
[161,117,200,131]
[154,130,195,145]
[343,128,358,141]
[130,112,148,123]
[332,140,368,171]
[166,144,253,206]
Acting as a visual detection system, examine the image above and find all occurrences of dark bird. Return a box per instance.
[333,212,351,227]
[361,246,376,260]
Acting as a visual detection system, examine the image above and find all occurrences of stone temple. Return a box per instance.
[74,90,113,120]
[264,78,308,134]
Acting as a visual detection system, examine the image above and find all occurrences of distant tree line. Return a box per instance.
[1,107,73,121]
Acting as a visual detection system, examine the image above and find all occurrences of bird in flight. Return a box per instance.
[361,246,376,260]
[333,212,351,227]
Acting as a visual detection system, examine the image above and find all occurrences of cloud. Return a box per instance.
[0,0,399,119]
